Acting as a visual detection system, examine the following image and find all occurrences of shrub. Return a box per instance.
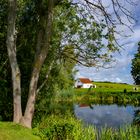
[55,89,75,101]
[133,110,140,126]
[33,115,96,140]
[33,114,140,140]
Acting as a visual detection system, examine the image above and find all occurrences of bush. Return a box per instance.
[55,89,75,101]
[133,110,140,126]
[33,115,96,140]
[33,114,140,140]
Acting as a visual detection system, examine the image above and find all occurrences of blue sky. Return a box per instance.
[76,0,140,84]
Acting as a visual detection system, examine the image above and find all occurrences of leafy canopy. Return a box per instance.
[131,43,140,85]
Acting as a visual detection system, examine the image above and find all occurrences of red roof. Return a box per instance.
[79,104,89,107]
[79,78,92,84]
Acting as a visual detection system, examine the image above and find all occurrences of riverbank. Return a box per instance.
[74,82,140,105]
[31,87,140,139]
[33,114,140,140]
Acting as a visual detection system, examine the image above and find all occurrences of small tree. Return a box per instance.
[131,43,140,85]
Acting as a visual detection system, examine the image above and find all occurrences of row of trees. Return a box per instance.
[1,0,135,128]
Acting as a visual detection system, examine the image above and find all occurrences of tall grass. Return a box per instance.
[99,125,140,140]
[33,114,140,140]
[33,115,96,140]
[75,89,140,105]
[54,88,75,102]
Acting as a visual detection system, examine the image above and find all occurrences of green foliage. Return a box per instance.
[75,91,140,105]
[33,89,75,127]
[131,43,140,85]
[0,0,13,121]
[52,0,118,67]
[133,110,140,126]
[0,122,40,140]
[74,82,140,105]
[76,82,140,93]
[54,88,75,101]
[33,114,140,140]
[99,126,140,140]
[0,0,7,48]
[33,115,96,140]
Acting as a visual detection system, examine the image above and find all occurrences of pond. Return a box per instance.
[74,104,140,129]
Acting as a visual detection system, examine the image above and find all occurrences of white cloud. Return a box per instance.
[116,77,122,83]
[75,71,86,79]
[76,65,134,84]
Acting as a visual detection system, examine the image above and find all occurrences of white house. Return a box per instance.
[75,78,93,88]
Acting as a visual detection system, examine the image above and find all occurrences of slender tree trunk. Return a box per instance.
[20,0,54,128]
[6,0,22,123]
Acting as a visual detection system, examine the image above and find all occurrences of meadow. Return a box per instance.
[74,82,140,105]
[75,81,140,93]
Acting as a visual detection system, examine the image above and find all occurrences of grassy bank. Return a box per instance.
[32,89,140,140]
[74,91,140,105]
[74,82,140,105]
[33,114,140,140]
[2,117,139,140]
[0,122,40,140]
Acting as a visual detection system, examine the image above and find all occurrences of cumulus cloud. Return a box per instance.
[76,65,134,84]
[116,77,122,83]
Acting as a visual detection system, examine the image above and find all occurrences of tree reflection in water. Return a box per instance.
[133,109,140,126]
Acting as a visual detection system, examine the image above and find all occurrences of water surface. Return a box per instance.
[74,104,140,129]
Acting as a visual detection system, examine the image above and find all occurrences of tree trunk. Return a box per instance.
[20,0,54,128]
[6,0,22,123]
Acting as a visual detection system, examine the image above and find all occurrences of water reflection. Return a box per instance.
[74,104,140,129]
[133,109,140,125]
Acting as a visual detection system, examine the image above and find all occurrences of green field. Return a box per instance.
[74,82,140,105]
[0,122,40,140]
[75,81,140,93]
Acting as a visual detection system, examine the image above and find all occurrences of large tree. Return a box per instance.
[6,0,134,128]
[131,43,140,85]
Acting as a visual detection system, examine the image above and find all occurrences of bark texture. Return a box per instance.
[6,0,22,123]
[21,0,54,128]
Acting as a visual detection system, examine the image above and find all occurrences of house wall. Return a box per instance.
[75,80,83,88]
[82,83,93,88]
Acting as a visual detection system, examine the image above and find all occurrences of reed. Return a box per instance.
[33,114,140,140]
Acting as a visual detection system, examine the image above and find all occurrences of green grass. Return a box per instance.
[33,114,96,140]
[99,125,140,140]
[0,122,41,140]
[94,82,140,92]
[75,82,140,94]
[74,82,140,105]
[33,114,140,140]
